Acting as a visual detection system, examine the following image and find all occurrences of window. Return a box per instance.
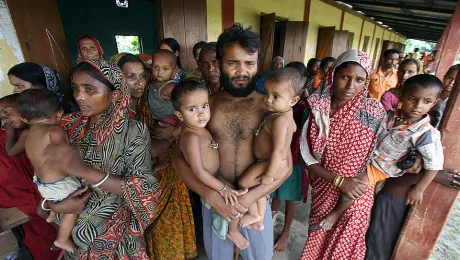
[115,35,142,54]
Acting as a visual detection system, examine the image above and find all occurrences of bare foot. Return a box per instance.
[319,211,340,230]
[54,239,77,253]
[239,213,261,228]
[274,231,289,253]
[247,218,264,231]
[227,230,249,250]
[46,211,56,223]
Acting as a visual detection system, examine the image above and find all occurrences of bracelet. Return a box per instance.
[338,176,345,188]
[333,175,343,187]
[218,184,227,193]
[41,199,51,211]
[93,173,110,188]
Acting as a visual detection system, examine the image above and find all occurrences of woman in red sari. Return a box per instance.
[299,50,385,259]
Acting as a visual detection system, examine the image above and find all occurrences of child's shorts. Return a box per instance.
[367,164,389,187]
[33,175,81,202]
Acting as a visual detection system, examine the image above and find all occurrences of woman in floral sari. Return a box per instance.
[41,59,160,259]
[138,77,197,259]
[299,50,385,259]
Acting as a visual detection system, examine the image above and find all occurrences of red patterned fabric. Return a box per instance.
[300,50,385,260]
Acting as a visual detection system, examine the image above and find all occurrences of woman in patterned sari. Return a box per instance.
[139,76,197,259]
[299,50,385,259]
[41,59,160,259]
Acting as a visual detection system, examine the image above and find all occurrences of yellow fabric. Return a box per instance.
[367,164,389,187]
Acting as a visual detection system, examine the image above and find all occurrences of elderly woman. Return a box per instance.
[299,50,386,259]
[41,59,160,258]
[8,62,77,113]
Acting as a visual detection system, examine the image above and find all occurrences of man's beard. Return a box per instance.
[221,72,257,97]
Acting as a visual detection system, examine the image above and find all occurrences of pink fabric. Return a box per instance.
[381,91,399,112]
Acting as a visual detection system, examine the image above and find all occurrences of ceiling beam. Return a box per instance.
[369,14,447,27]
[344,1,455,14]
[375,18,446,31]
[354,7,450,24]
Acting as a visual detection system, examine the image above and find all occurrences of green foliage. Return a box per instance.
[115,35,141,54]
[404,39,436,54]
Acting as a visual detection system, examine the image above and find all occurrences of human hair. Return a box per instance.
[383,49,400,58]
[414,48,419,52]
[399,58,420,72]
[216,23,263,61]
[266,67,306,96]
[160,38,182,68]
[447,64,460,74]
[72,62,115,90]
[152,49,177,68]
[193,41,207,59]
[17,89,61,121]
[171,80,208,111]
[402,74,443,97]
[307,58,321,70]
[8,62,47,87]
[334,61,368,77]
[198,42,217,62]
[0,93,20,106]
[117,53,145,70]
[286,61,307,77]
[320,57,336,71]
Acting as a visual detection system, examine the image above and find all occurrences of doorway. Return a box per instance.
[273,21,284,58]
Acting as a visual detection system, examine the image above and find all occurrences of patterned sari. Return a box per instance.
[138,82,197,259]
[59,60,160,259]
[299,50,385,260]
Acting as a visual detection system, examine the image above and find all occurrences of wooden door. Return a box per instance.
[6,0,72,91]
[346,32,354,51]
[282,21,309,65]
[372,38,380,69]
[260,13,276,75]
[316,26,335,59]
[362,36,370,53]
[157,0,207,71]
[332,30,349,58]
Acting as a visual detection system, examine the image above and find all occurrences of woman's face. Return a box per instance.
[397,62,418,86]
[79,38,100,60]
[9,75,40,93]
[122,62,147,99]
[72,71,118,120]
[443,69,459,92]
[160,43,179,57]
[332,63,367,104]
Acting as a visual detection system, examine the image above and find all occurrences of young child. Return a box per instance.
[148,49,180,171]
[16,89,81,252]
[172,81,249,249]
[237,68,303,230]
[0,94,30,157]
[319,74,444,230]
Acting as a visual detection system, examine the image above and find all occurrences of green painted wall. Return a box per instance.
[57,0,159,63]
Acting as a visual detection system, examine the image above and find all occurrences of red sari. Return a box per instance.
[299,50,385,260]
[0,129,61,260]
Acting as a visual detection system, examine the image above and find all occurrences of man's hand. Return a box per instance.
[204,190,245,222]
[434,168,460,189]
[339,177,368,199]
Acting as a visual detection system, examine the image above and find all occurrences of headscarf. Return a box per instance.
[138,53,153,68]
[60,59,129,147]
[77,35,104,59]
[272,56,285,69]
[40,64,78,113]
[109,52,127,66]
[256,56,285,94]
[301,50,385,175]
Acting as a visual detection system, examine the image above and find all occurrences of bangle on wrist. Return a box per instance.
[333,175,343,188]
[92,173,110,188]
[218,184,227,193]
[41,199,51,211]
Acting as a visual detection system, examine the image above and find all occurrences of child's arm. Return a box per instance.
[5,126,28,156]
[182,132,239,205]
[160,82,175,102]
[260,116,289,184]
[406,169,438,205]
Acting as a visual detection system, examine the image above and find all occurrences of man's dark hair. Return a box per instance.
[171,80,208,111]
[72,62,115,90]
[286,62,307,77]
[199,42,217,63]
[193,41,207,59]
[402,74,443,97]
[8,62,48,88]
[307,58,321,70]
[266,67,306,96]
[0,93,20,106]
[320,57,336,71]
[383,49,400,58]
[17,89,61,121]
[117,53,146,70]
[399,58,420,72]
[216,23,263,61]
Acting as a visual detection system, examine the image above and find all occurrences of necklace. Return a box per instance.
[395,116,422,125]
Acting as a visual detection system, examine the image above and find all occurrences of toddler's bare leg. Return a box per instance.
[248,197,265,231]
[237,161,270,189]
[53,213,78,253]
[227,220,249,250]
[319,173,369,230]
[46,210,56,223]
[239,201,261,229]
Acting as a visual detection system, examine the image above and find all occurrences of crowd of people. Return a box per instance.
[0,22,459,260]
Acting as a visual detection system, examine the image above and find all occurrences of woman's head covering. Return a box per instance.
[77,35,104,59]
[272,56,285,69]
[138,53,153,68]
[60,59,129,147]
[301,50,385,171]
[109,52,127,66]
